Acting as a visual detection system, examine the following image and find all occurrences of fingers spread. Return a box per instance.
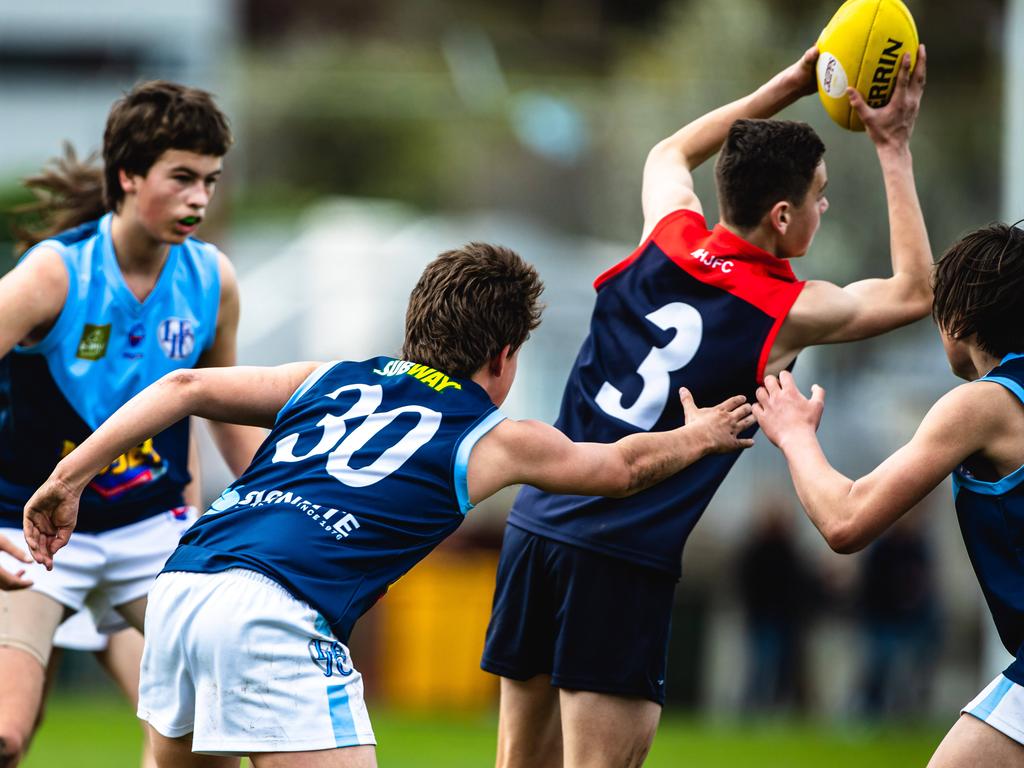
[763,374,781,394]
[811,384,827,406]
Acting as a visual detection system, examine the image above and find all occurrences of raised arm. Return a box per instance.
[23,362,320,567]
[771,46,932,363]
[468,389,755,504]
[196,253,269,475]
[640,46,819,241]
[752,370,993,553]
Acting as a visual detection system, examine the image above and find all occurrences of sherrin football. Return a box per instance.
[816,0,918,131]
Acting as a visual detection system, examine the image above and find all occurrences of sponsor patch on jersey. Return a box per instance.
[373,359,463,393]
[158,317,196,360]
[205,486,360,541]
[124,321,146,359]
[75,323,111,360]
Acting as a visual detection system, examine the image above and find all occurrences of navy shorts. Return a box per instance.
[481,524,676,705]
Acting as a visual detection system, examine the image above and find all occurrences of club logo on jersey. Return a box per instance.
[75,323,111,361]
[62,437,166,499]
[373,359,463,393]
[308,639,354,677]
[158,318,195,360]
[691,248,734,274]
[124,322,146,360]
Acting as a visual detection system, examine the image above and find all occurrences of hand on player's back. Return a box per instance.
[23,475,81,570]
[849,44,926,148]
[679,388,756,455]
[753,371,826,449]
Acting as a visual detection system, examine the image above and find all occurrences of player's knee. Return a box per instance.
[0,723,29,762]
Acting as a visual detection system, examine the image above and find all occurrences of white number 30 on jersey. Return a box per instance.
[594,302,702,430]
[272,383,441,487]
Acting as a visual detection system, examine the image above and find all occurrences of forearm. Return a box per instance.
[778,429,863,552]
[878,145,932,302]
[657,70,807,171]
[53,372,200,493]
[615,425,712,496]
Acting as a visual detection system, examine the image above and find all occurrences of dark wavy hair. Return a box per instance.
[715,119,825,229]
[933,222,1024,357]
[402,243,544,378]
[10,80,230,256]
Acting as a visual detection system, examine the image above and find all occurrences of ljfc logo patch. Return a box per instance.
[158,318,196,359]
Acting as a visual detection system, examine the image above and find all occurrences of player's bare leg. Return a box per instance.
[249,746,377,767]
[148,730,238,768]
[96,628,155,768]
[559,689,660,768]
[927,714,1024,767]
[496,675,562,768]
[115,595,148,633]
[0,590,65,767]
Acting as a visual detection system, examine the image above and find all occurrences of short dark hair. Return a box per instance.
[402,243,544,378]
[103,80,232,211]
[933,222,1024,357]
[715,119,825,229]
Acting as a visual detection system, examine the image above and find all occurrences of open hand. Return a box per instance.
[849,43,926,148]
[23,475,81,570]
[753,371,826,448]
[0,534,33,590]
[680,388,756,455]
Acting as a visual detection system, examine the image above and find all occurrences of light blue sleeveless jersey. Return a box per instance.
[164,357,505,643]
[0,213,221,532]
[953,353,1024,685]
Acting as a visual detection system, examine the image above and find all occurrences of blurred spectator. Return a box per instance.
[737,499,818,715]
[856,509,941,719]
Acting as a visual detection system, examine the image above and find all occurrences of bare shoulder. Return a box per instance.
[0,245,69,328]
[13,245,69,289]
[215,251,239,297]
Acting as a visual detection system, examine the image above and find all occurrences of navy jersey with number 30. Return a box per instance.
[509,210,805,575]
[164,357,505,642]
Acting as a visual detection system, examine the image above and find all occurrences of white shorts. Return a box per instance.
[0,507,197,620]
[963,674,1024,744]
[139,568,376,755]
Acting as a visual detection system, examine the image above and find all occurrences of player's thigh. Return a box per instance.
[96,627,146,706]
[114,594,147,634]
[497,675,562,768]
[148,729,238,768]
[928,714,1024,767]
[250,745,376,767]
[559,689,661,768]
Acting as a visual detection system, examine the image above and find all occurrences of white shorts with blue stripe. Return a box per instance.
[963,674,1024,745]
[138,568,375,755]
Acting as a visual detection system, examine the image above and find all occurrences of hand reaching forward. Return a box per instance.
[680,388,757,454]
[23,475,81,570]
[849,44,927,149]
[753,370,826,449]
[0,534,33,590]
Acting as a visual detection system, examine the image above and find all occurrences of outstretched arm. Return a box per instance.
[468,389,755,503]
[772,46,932,363]
[640,46,819,241]
[753,370,992,553]
[23,362,320,567]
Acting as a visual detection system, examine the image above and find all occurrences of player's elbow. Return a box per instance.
[822,521,867,554]
[158,368,204,405]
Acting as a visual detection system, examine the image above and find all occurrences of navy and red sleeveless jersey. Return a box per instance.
[953,353,1024,685]
[508,209,805,576]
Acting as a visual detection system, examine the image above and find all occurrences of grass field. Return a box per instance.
[23,694,947,767]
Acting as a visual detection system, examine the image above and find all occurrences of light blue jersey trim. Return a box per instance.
[453,409,506,515]
[969,676,1014,721]
[985,376,1024,408]
[1001,353,1024,365]
[327,683,358,746]
[277,361,339,423]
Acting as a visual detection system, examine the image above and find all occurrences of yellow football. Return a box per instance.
[816,0,918,131]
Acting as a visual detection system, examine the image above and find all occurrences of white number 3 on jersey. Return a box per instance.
[594,302,702,430]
